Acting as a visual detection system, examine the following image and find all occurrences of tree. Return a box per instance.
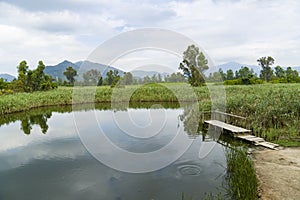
[30,61,46,91]
[104,70,120,87]
[179,44,209,86]
[274,66,285,79]
[63,66,77,85]
[121,72,134,85]
[226,69,234,80]
[257,56,274,82]
[218,68,226,80]
[16,60,29,91]
[83,69,101,86]
[286,67,299,83]
[165,72,186,82]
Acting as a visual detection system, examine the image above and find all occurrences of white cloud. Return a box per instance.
[1,0,300,75]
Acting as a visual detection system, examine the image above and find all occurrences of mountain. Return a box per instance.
[130,70,169,79]
[213,61,260,75]
[0,73,16,82]
[45,60,124,80]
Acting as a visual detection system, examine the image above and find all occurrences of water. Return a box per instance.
[0,104,227,200]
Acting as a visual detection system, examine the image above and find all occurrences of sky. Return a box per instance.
[0,0,300,76]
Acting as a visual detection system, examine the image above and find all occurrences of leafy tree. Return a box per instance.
[121,72,134,85]
[16,60,29,91]
[274,66,285,79]
[105,70,120,87]
[0,78,9,90]
[239,66,254,79]
[218,68,226,80]
[31,61,46,91]
[257,56,274,82]
[63,66,77,85]
[286,67,299,83]
[83,69,101,86]
[179,44,209,86]
[143,75,151,84]
[226,69,234,80]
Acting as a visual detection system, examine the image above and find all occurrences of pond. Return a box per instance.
[0,103,228,200]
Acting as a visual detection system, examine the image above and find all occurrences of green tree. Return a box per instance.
[143,75,151,84]
[274,66,285,79]
[286,67,299,83]
[179,44,209,86]
[63,66,77,85]
[16,60,29,91]
[83,69,101,86]
[121,72,134,85]
[165,72,186,82]
[226,69,234,80]
[219,68,226,80]
[257,56,274,82]
[31,61,46,91]
[105,70,120,87]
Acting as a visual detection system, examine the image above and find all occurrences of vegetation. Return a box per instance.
[225,147,258,200]
[83,69,102,86]
[4,60,57,93]
[257,56,274,82]
[179,44,209,86]
[0,83,299,146]
[63,66,78,85]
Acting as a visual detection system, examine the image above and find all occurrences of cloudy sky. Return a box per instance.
[0,0,300,75]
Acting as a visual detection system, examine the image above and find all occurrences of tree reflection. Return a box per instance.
[179,103,202,137]
[21,113,52,135]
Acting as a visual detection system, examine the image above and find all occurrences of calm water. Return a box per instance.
[0,104,227,200]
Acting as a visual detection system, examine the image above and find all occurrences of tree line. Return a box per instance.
[1,45,300,95]
[207,56,300,85]
[60,67,186,87]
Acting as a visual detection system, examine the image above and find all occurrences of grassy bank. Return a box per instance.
[0,83,299,146]
[225,147,258,200]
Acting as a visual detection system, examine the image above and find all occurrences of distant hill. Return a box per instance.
[45,60,124,80]
[0,73,16,82]
[214,61,260,75]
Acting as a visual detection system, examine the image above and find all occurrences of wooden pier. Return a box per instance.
[203,111,279,150]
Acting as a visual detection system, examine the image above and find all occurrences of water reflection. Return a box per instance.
[0,103,228,200]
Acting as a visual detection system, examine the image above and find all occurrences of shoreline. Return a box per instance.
[254,147,300,200]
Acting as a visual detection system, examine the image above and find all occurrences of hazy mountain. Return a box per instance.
[45,60,124,80]
[44,60,79,80]
[0,73,16,82]
[214,61,260,75]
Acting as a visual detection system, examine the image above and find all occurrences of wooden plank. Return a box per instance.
[256,141,279,150]
[205,120,251,133]
[237,135,265,142]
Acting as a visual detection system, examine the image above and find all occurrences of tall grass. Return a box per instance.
[225,147,258,200]
[0,83,299,145]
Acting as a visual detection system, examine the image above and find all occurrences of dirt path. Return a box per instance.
[253,147,300,200]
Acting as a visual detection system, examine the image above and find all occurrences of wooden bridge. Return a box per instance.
[203,111,279,150]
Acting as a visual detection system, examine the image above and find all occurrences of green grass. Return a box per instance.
[225,147,258,200]
[0,83,299,146]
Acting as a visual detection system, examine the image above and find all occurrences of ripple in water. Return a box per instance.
[178,164,202,176]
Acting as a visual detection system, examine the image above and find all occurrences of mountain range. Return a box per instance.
[0,73,16,82]
[44,60,172,80]
[2,60,300,82]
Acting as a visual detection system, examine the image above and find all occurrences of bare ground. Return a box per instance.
[253,147,300,200]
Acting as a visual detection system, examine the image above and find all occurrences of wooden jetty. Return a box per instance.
[203,111,279,150]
